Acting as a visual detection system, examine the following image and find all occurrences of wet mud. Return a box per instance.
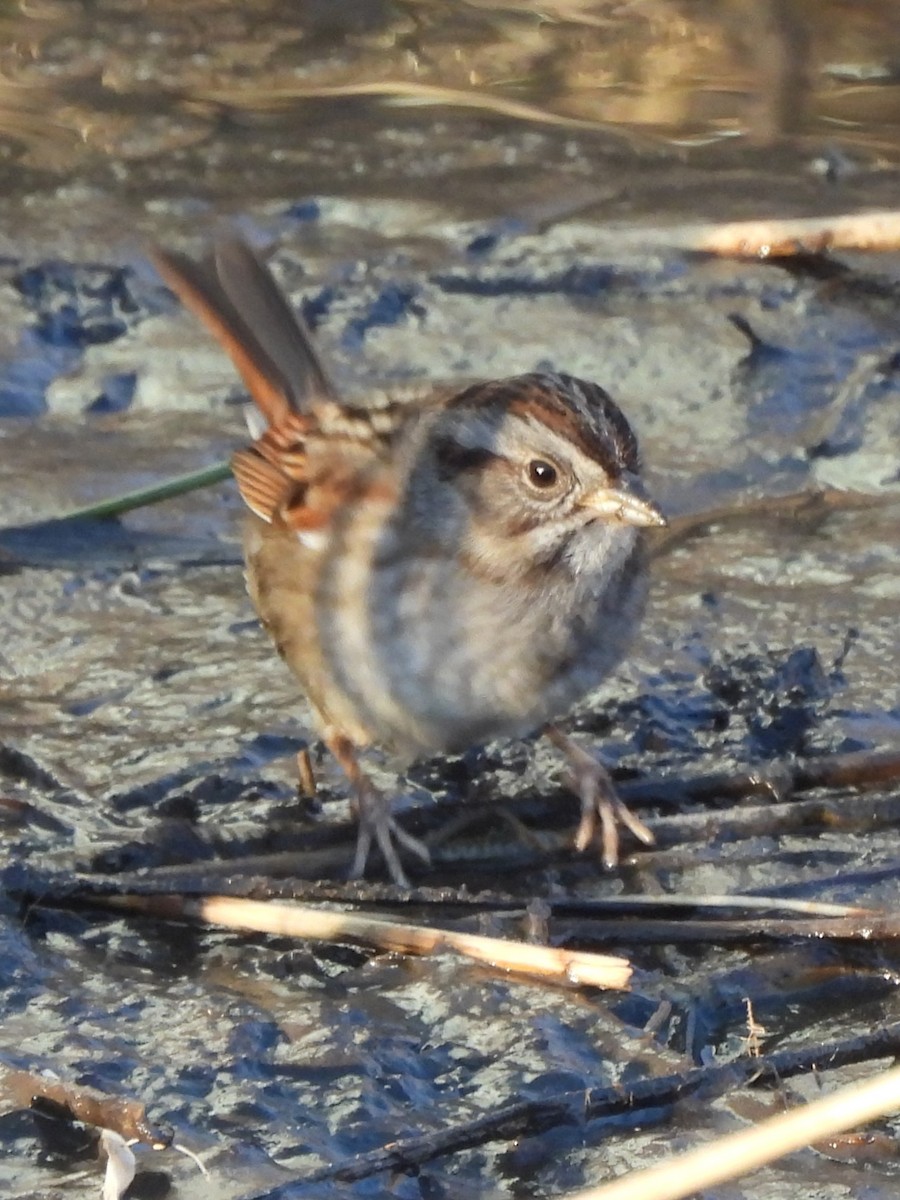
[1,2,900,1198]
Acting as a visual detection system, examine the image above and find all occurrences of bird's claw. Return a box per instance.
[350,779,431,888]
[548,727,655,868]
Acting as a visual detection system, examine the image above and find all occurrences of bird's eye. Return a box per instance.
[526,458,560,489]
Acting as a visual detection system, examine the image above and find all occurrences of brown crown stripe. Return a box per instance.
[522,376,639,476]
[509,394,624,479]
[449,374,638,478]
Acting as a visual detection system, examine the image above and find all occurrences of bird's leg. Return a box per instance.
[323,729,431,887]
[296,747,317,797]
[544,725,655,868]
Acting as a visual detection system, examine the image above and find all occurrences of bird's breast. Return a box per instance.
[243,496,649,761]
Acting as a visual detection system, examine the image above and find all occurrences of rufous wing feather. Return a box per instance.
[231,448,296,523]
[155,237,361,537]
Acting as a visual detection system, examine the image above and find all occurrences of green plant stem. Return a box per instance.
[46,461,233,523]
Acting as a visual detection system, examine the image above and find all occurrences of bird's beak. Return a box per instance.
[581,474,667,528]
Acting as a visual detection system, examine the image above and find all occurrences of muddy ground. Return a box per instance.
[1,2,900,1198]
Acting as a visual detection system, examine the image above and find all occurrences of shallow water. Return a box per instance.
[1,2,900,1198]
[1,0,900,256]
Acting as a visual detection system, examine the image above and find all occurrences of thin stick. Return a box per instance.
[635,783,900,857]
[240,1023,900,1189]
[650,485,900,559]
[98,893,632,990]
[60,877,899,949]
[44,746,900,893]
[549,208,900,257]
[58,867,874,919]
[296,747,317,797]
[556,913,900,945]
[575,1062,900,1200]
[617,746,900,809]
[668,209,900,258]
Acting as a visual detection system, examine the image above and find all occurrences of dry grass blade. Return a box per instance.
[574,1062,900,1200]
[88,869,873,918]
[187,79,652,145]
[552,892,875,918]
[101,894,632,989]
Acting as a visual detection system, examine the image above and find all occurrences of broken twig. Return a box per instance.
[665,209,900,258]
[94,893,633,989]
[0,1067,171,1148]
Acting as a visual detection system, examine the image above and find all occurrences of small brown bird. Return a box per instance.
[153,238,666,885]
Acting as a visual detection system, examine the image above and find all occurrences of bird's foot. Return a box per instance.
[350,777,431,888]
[546,726,655,868]
[324,728,430,887]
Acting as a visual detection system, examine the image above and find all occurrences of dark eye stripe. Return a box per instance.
[433,436,500,478]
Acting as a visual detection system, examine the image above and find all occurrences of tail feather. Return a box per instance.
[152,238,335,429]
[213,238,336,411]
